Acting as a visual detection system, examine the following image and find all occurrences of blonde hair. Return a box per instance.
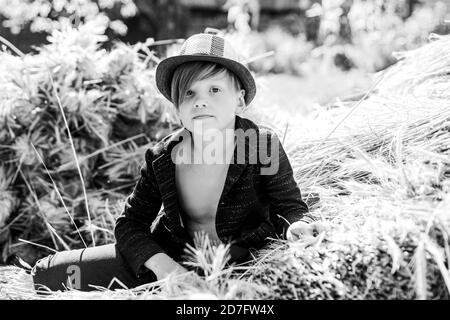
[170,61,242,108]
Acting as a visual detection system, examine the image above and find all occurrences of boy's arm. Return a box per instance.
[259,130,316,238]
[114,148,166,278]
[144,252,188,280]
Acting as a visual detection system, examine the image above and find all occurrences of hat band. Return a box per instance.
[210,35,225,56]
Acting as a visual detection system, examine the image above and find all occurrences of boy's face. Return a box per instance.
[177,71,245,133]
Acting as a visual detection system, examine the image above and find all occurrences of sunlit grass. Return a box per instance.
[0,26,450,300]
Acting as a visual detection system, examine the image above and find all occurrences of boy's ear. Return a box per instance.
[235,90,246,115]
[238,89,246,107]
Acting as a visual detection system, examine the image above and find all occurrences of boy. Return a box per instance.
[31,28,323,291]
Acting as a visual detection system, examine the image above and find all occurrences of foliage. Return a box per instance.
[225,0,448,75]
[0,18,178,261]
[245,33,450,299]
[1,15,450,301]
[0,0,137,35]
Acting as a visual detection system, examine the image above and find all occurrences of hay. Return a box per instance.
[0,267,35,300]
[1,25,450,299]
[0,22,179,260]
[0,235,269,300]
[246,33,450,299]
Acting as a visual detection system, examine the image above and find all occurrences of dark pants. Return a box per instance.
[31,243,252,293]
[31,244,157,292]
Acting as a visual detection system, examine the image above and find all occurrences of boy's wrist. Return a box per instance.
[144,252,181,280]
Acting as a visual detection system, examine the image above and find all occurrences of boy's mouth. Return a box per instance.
[192,115,214,120]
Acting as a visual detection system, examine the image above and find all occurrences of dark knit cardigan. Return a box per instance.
[114,115,315,277]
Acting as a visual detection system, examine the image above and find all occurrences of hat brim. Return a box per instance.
[156,54,256,105]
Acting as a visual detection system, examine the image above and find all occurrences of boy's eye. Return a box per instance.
[210,87,221,93]
[185,90,194,97]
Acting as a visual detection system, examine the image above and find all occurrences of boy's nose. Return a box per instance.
[194,99,207,108]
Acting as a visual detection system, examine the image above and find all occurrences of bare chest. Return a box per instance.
[175,163,229,222]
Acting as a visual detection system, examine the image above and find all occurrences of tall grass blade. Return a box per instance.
[18,168,70,251]
[50,75,96,247]
[425,238,450,295]
[30,143,87,248]
[382,232,403,274]
[414,239,427,300]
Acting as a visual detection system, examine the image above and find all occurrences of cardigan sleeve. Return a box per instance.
[259,130,317,239]
[114,148,166,278]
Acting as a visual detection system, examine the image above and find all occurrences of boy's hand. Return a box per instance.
[286,221,328,242]
[144,253,188,280]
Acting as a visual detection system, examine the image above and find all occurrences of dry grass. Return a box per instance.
[244,34,450,300]
[1,27,450,299]
[0,21,178,262]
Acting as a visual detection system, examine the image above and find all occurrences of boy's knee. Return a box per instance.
[32,254,81,292]
[31,254,60,292]
[32,249,85,283]
[31,254,53,276]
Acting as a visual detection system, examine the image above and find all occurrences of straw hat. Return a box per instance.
[155,27,256,105]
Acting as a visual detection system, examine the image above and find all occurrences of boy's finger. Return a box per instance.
[312,222,329,233]
[287,230,301,242]
[311,225,323,234]
[291,226,313,236]
[298,235,317,246]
